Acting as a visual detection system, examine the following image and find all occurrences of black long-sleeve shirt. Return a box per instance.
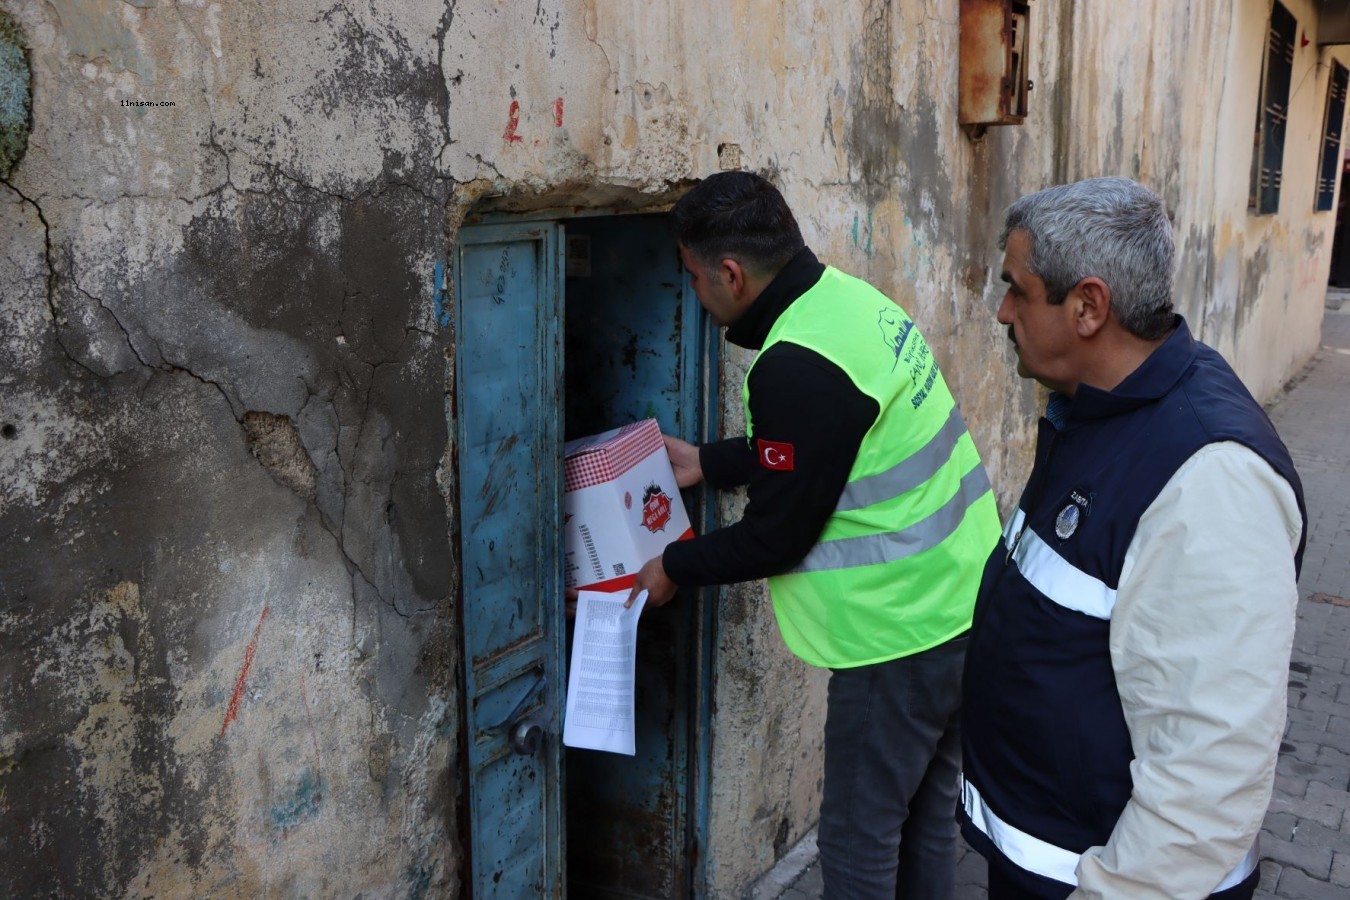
[662,248,880,586]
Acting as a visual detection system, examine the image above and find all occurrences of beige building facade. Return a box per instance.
[0,0,1345,896]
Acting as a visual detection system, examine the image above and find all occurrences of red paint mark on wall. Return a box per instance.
[503,100,523,143]
[300,671,322,779]
[554,97,564,127]
[221,605,270,736]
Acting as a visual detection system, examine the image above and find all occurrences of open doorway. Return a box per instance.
[452,208,718,898]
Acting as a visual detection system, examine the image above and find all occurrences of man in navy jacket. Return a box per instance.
[959,177,1307,900]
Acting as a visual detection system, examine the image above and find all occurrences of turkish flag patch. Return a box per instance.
[757,439,795,471]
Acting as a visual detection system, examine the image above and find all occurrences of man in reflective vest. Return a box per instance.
[959,177,1307,900]
[628,171,1001,899]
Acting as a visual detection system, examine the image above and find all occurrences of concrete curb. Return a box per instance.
[746,828,819,900]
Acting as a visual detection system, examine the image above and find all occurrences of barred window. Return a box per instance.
[1315,61,1349,212]
[1249,2,1297,216]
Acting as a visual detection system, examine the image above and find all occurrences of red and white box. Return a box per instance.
[563,419,695,591]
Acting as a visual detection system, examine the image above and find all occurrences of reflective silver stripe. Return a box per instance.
[791,463,991,573]
[962,775,1260,890]
[835,405,969,513]
[962,775,1081,885]
[1005,508,1117,620]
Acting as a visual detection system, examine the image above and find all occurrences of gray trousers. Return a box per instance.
[817,633,968,900]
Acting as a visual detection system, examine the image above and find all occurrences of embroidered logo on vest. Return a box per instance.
[1054,504,1080,540]
[1054,489,1092,541]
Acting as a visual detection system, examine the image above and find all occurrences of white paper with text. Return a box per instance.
[563,590,646,755]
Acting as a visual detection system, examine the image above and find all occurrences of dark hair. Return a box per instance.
[670,172,805,278]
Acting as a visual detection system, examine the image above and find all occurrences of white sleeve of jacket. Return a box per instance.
[1070,441,1302,900]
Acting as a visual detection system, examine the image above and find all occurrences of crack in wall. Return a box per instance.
[69,280,149,369]
[2,177,413,623]
[435,0,458,157]
[0,179,103,379]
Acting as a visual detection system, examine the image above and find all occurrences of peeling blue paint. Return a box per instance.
[0,9,31,178]
[405,860,433,900]
[433,260,450,329]
[852,210,874,259]
[269,767,322,834]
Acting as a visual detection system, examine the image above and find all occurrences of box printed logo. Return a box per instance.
[641,482,673,533]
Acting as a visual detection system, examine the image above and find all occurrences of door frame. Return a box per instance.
[451,204,720,897]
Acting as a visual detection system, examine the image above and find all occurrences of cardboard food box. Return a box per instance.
[563,419,695,591]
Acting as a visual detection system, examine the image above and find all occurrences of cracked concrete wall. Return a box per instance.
[3,0,456,895]
[0,0,1342,897]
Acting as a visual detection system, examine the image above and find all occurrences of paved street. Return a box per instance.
[765,299,1350,900]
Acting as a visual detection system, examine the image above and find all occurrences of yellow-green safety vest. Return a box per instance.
[745,267,1001,668]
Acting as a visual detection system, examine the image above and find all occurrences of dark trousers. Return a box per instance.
[986,861,1261,900]
[817,633,968,900]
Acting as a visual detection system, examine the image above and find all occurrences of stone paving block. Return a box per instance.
[1258,859,1282,895]
[1328,715,1350,735]
[1275,865,1347,900]
[1265,810,1299,841]
[1332,851,1350,887]
[1276,755,1349,793]
[1287,707,1332,731]
[1291,818,1350,855]
[1315,643,1350,665]
[1269,794,1344,830]
[1280,738,1323,766]
[1306,780,1350,809]
[1317,745,1350,769]
[1297,691,1350,717]
[1275,772,1311,800]
[1284,723,1350,755]
[1262,834,1332,879]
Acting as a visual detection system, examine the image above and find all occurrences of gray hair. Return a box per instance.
[999,177,1175,340]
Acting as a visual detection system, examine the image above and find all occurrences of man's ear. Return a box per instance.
[1073,277,1112,338]
[721,257,748,299]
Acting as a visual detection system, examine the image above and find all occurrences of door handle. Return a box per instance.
[510,719,545,756]
[489,673,546,756]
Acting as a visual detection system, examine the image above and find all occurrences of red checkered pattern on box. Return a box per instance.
[564,420,664,491]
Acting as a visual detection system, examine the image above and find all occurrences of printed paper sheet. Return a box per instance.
[563,589,646,755]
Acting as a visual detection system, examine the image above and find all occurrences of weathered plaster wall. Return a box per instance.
[1054,0,1348,406]
[2,0,458,895]
[1,0,1342,897]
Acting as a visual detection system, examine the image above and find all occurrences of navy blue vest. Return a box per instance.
[960,318,1306,896]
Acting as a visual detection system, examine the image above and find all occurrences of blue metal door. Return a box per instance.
[454,223,565,898]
